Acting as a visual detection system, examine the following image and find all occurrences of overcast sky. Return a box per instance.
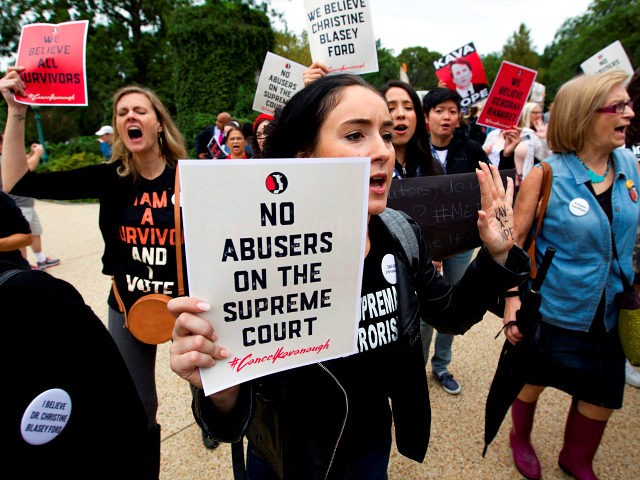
[269,0,594,57]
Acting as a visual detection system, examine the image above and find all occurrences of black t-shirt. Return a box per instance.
[0,191,31,269]
[328,216,400,464]
[111,166,179,309]
[11,163,182,310]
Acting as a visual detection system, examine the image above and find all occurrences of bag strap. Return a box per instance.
[524,161,552,278]
[112,276,128,320]
[379,208,419,268]
[111,165,185,313]
[174,165,184,296]
[0,268,25,286]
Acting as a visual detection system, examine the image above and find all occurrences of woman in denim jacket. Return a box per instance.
[503,70,639,480]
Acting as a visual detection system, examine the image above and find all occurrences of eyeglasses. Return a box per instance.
[531,111,543,115]
[255,134,267,140]
[595,100,633,114]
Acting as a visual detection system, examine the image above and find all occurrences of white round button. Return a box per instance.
[20,388,72,445]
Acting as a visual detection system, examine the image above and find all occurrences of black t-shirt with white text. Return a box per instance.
[327,216,400,463]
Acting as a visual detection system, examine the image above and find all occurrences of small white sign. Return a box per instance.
[179,158,370,395]
[304,0,378,75]
[580,40,634,78]
[253,52,306,115]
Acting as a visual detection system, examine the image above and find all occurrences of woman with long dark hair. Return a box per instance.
[168,73,528,478]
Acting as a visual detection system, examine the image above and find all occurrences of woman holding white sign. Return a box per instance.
[168,74,530,478]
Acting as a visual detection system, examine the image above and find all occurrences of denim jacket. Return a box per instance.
[534,149,640,332]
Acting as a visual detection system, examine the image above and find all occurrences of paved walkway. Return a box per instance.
[34,199,639,479]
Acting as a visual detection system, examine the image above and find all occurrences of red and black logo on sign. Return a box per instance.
[265,172,288,194]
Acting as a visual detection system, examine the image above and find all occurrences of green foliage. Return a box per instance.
[501,23,539,70]
[38,150,104,173]
[42,135,103,163]
[361,40,400,88]
[481,53,503,86]
[540,0,640,101]
[167,2,275,155]
[396,46,442,91]
[274,30,312,66]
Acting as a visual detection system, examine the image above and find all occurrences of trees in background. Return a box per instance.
[0,0,191,144]
[539,0,639,101]
[167,2,274,152]
[502,24,539,71]
[0,0,637,155]
[394,47,442,91]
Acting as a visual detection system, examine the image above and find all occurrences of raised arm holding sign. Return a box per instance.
[14,20,88,106]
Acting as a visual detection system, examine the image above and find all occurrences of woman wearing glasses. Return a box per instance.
[251,113,273,158]
[502,70,638,480]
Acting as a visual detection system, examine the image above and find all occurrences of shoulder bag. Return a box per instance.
[613,237,640,366]
[489,161,552,316]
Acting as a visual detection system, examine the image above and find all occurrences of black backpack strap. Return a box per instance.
[379,208,419,269]
[231,440,246,479]
[0,269,24,286]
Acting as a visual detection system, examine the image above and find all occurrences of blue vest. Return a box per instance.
[534,149,640,332]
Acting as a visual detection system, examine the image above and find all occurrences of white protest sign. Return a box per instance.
[304,0,378,75]
[179,158,370,395]
[253,52,306,115]
[529,82,545,103]
[580,40,634,77]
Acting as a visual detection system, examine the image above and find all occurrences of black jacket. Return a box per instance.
[192,213,529,479]
[437,125,513,174]
[2,260,160,479]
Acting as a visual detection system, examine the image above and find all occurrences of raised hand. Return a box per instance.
[0,67,27,112]
[303,61,329,87]
[168,296,241,409]
[501,126,522,157]
[476,162,515,265]
[533,118,547,138]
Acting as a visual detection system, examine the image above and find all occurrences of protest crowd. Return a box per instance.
[2,2,639,479]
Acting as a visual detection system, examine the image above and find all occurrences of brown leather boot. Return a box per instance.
[558,402,607,480]
[509,398,541,480]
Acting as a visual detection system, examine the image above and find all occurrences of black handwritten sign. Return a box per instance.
[387,170,516,260]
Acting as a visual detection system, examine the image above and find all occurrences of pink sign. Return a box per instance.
[15,20,89,106]
[477,61,538,130]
